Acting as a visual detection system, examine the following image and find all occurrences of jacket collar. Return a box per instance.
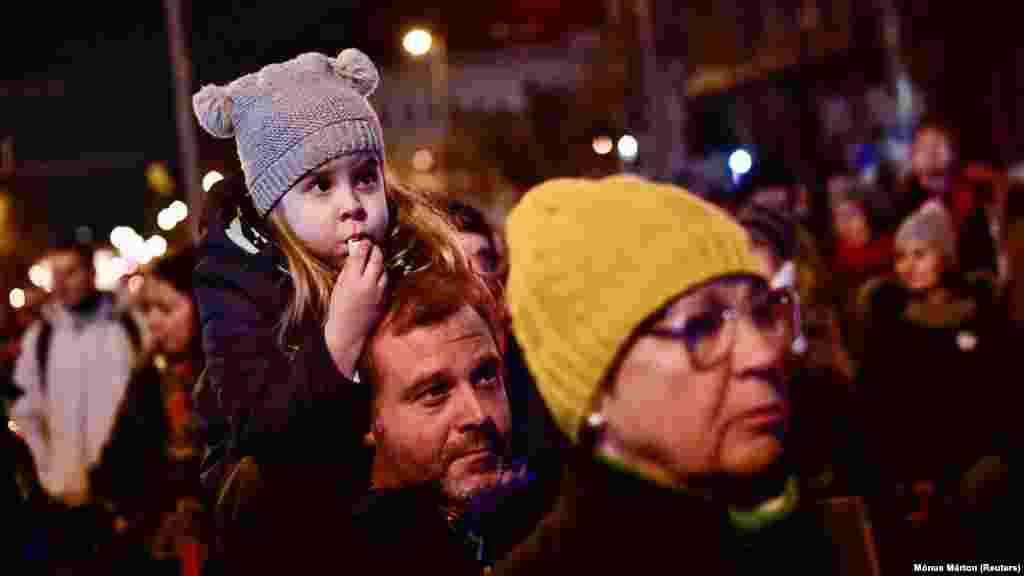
[197,211,292,316]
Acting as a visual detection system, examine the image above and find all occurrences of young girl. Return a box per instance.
[190,49,462,494]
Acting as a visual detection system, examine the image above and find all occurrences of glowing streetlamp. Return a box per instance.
[110,226,138,251]
[9,288,25,309]
[617,135,639,162]
[29,262,53,292]
[402,27,448,146]
[403,29,433,56]
[146,235,168,259]
[158,209,176,231]
[168,200,189,223]
[729,149,753,175]
[202,170,224,192]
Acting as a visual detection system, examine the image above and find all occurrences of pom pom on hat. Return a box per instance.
[192,84,234,139]
[192,48,385,216]
[333,48,379,97]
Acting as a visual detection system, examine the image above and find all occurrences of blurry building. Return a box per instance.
[374,31,603,160]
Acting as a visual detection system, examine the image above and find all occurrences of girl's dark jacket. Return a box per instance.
[192,209,371,493]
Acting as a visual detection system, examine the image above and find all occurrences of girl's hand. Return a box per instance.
[324,240,388,378]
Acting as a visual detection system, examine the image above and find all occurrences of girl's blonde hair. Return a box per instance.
[266,174,465,342]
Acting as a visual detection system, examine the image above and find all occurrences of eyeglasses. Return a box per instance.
[642,287,798,370]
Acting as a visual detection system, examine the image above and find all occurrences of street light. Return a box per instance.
[168,200,189,223]
[401,27,448,186]
[617,135,639,162]
[202,170,224,192]
[146,235,168,259]
[728,149,753,175]
[158,209,176,231]
[29,262,53,293]
[110,226,138,251]
[9,288,25,309]
[403,29,433,57]
[401,28,446,133]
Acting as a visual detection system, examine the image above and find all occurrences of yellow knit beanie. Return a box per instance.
[506,175,762,444]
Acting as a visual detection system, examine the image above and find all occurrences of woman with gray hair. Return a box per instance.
[854,201,1012,566]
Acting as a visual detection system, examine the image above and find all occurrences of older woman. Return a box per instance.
[496,175,842,572]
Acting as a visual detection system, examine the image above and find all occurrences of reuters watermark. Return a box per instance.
[913,564,1022,574]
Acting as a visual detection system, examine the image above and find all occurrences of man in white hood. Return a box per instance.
[11,235,138,505]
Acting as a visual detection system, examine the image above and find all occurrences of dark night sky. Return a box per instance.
[1,1,602,245]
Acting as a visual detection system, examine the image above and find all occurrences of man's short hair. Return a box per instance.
[359,261,505,397]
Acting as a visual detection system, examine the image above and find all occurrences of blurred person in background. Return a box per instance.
[739,203,797,286]
[137,247,204,385]
[9,232,141,567]
[888,118,975,234]
[444,199,508,289]
[738,204,857,500]
[855,201,1013,567]
[731,161,854,379]
[10,234,139,504]
[826,179,894,362]
[88,246,207,575]
[730,158,828,318]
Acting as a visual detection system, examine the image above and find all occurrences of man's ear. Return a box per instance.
[363,430,377,447]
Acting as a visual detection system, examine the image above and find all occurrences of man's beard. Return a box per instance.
[437,432,507,505]
[440,461,505,504]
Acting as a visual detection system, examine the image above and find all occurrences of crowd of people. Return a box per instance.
[2,46,1019,574]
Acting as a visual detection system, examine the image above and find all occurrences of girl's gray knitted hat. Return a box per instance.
[192,48,384,217]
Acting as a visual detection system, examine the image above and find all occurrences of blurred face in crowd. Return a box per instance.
[911,127,955,195]
[140,275,196,356]
[895,239,944,292]
[367,305,511,506]
[597,275,791,488]
[832,200,872,248]
[49,250,95,308]
[275,152,389,269]
[457,230,504,284]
